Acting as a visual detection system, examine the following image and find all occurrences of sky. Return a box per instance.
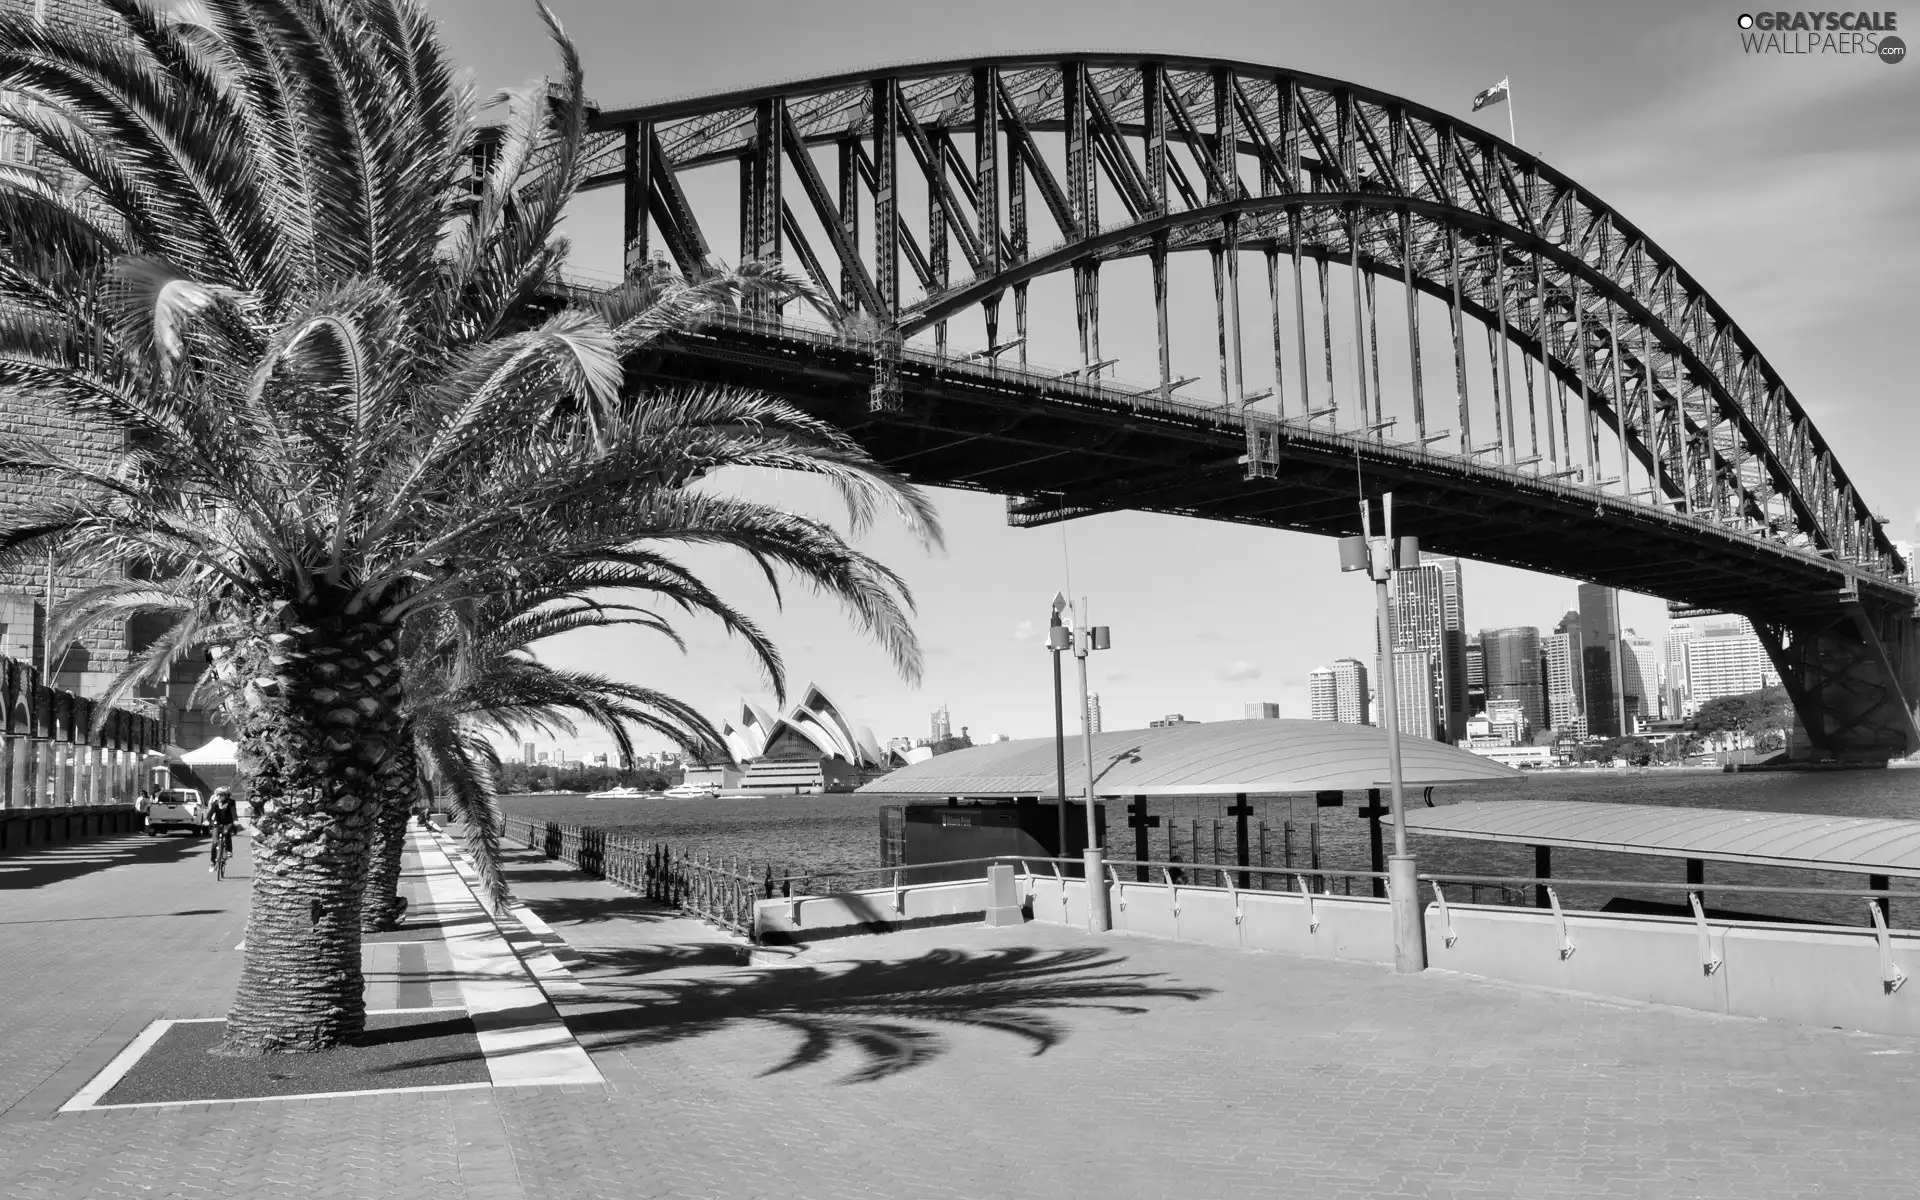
[428,1,1919,759]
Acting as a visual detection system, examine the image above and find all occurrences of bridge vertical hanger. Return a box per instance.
[837,140,861,313]
[1064,63,1101,375]
[749,100,783,314]
[973,67,1002,352]
[1401,208,1424,438]
[870,79,900,321]
[1142,65,1172,399]
[1489,235,1514,463]
[1446,230,1472,456]
[1215,69,1246,410]
[621,122,647,272]
[928,129,949,356]
[1281,80,1312,420]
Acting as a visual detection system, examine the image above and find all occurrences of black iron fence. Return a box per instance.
[504,816,807,936]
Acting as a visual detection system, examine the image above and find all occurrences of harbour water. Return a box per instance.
[501,766,1920,927]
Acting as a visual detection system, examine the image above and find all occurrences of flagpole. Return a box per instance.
[1507,79,1517,148]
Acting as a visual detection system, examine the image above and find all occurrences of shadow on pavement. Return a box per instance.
[566,944,1213,1084]
[516,891,678,927]
[0,831,206,890]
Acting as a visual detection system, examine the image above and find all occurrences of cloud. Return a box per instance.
[1104,671,1132,684]
[1193,629,1233,644]
[1012,619,1036,640]
[1215,661,1263,683]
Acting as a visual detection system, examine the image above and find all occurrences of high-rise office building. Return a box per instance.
[1663,621,1698,722]
[1578,584,1626,737]
[1308,659,1370,725]
[1465,638,1486,714]
[1377,650,1438,740]
[1243,702,1280,719]
[931,705,952,743]
[1542,632,1584,737]
[1683,615,1777,713]
[1377,556,1469,742]
[1621,629,1659,732]
[1479,626,1545,734]
[1087,692,1103,733]
[1309,668,1338,721]
[522,742,536,765]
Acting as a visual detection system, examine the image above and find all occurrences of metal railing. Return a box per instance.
[501,813,1912,940]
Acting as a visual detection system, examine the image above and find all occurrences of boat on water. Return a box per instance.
[583,785,654,800]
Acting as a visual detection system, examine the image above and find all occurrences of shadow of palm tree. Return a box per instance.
[565,944,1211,1084]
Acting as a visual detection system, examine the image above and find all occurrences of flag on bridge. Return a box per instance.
[1471,77,1510,111]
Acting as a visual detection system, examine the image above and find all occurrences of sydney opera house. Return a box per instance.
[689,684,903,794]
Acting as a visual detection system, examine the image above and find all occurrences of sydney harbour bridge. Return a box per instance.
[563,54,1917,761]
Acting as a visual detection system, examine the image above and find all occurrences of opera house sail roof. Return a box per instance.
[719,684,890,770]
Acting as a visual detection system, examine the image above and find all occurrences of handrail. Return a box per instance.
[1418,872,1912,900]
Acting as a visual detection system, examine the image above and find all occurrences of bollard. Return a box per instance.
[984,863,1024,927]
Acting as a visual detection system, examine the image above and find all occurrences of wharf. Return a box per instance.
[2,829,1919,1197]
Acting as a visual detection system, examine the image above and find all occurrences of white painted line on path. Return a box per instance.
[60,1020,173,1112]
[414,831,601,1087]
[79,1079,495,1111]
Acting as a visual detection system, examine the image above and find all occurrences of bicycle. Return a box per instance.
[211,824,234,881]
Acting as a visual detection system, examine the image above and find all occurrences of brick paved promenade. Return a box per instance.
[4,829,1920,1198]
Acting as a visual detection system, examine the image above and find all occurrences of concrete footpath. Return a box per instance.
[3,834,1920,1198]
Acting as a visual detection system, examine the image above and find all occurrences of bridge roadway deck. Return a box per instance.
[4,835,1920,1198]
[636,319,1915,626]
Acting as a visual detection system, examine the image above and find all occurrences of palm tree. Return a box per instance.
[0,1,939,1054]
[360,587,747,930]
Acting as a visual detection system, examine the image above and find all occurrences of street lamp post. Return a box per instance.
[1340,492,1426,974]
[1070,607,1112,933]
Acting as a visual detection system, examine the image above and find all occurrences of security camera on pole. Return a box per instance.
[1046,593,1071,862]
[1338,493,1427,974]
[1064,601,1112,932]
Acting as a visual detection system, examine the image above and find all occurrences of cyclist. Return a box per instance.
[207,787,238,876]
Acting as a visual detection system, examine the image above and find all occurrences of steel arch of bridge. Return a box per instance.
[574,54,1919,758]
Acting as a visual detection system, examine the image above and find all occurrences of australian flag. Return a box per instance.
[1471,77,1509,111]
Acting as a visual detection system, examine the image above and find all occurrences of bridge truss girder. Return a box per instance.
[578,54,1917,757]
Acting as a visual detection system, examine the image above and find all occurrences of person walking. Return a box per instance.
[207,787,238,873]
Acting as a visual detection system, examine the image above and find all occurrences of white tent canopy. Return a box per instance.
[179,736,239,766]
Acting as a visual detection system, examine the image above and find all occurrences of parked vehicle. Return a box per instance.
[144,787,207,835]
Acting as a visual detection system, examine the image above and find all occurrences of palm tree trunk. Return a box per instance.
[220,602,404,1056]
[361,733,418,932]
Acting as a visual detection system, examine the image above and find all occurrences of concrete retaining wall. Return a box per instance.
[753,878,991,944]
[0,805,141,852]
[1425,901,1920,1037]
[1029,871,1398,965]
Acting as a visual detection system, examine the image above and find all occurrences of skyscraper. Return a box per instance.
[1578,584,1626,737]
[1380,650,1438,740]
[1542,635,1584,737]
[1309,660,1370,725]
[1378,555,1469,742]
[1684,615,1777,712]
[1663,621,1698,722]
[1243,702,1280,719]
[1478,627,1545,734]
[1309,667,1339,721]
[1087,692,1103,733]
[1465,637,1487,714]
[930,705,952,743]
[1621,629,1659,732]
